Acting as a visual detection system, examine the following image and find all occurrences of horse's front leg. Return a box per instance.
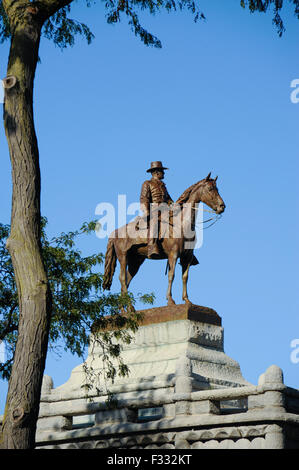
[181,261,191,305]
[166,253,178,306]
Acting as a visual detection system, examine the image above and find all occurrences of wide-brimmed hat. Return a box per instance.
[146,161,169,173]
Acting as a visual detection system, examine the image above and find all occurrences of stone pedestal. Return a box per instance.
[55,304,250,397]
[36,306,299,449]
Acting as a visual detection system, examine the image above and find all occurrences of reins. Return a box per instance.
[194,207,223,230]
[159,206,222,230]
[164,208,222,275]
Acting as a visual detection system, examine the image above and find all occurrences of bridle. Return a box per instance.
[194,206,223,230]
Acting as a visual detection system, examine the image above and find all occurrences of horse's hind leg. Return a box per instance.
[181,260,191,305]
[118,254,128,295]
[118,254,136,312]
[166,252,178,306]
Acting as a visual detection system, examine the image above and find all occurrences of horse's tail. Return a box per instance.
[103,238,117,290]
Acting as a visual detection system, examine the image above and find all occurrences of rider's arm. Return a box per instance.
[140,180,151,216]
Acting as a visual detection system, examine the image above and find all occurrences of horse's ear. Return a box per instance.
[214,175,218,182]
[206,172,211,181]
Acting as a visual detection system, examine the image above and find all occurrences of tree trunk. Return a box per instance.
[0,9,52,449]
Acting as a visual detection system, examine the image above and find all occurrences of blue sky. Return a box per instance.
[0,0,299,412]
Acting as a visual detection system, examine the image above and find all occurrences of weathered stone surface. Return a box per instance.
[95,408,128,424]
[32,306,299,450]
[41,375,54,395]
[36,415,72,432]
[265,424,285,449]
[192,399,220,415]
[136,304,222,327]
[49,305,249,400]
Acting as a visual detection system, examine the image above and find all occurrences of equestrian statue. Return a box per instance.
[102,161,225,306]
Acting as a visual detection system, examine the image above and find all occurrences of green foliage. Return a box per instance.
[0,0,297,51]
[0,217,154,384]
[0,0,95,48]
[0,0,205,49]
[240,0,299,36]
[0,2,10,43]
[43,4,95,48]
[104,0,205,48]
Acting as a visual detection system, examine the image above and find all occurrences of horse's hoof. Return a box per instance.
[167,299,176,306]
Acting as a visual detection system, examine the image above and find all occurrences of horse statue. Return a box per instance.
[102,173,225,306]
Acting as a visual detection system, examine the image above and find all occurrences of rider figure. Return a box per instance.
[140,161,173,259]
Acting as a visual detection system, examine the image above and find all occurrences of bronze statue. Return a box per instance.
[139,161,173,258]
[102,171,225,306]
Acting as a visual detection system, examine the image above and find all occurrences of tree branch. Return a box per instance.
[2,0,28,12]
[2,0,29,19]
[36,0,74,19]
[2,0,75,25]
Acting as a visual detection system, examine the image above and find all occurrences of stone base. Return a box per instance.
[36,306,299,450]
[135,303,222,327]
[37,364,299,449]
[53,304,250,398]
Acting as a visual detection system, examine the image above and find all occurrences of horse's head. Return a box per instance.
[193,173,226,214]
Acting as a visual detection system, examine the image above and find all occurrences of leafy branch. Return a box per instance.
[0,217,155,383]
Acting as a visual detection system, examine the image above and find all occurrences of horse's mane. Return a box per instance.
[176,179,204,205]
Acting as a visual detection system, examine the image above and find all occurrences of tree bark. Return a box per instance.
[0,5,52,449]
